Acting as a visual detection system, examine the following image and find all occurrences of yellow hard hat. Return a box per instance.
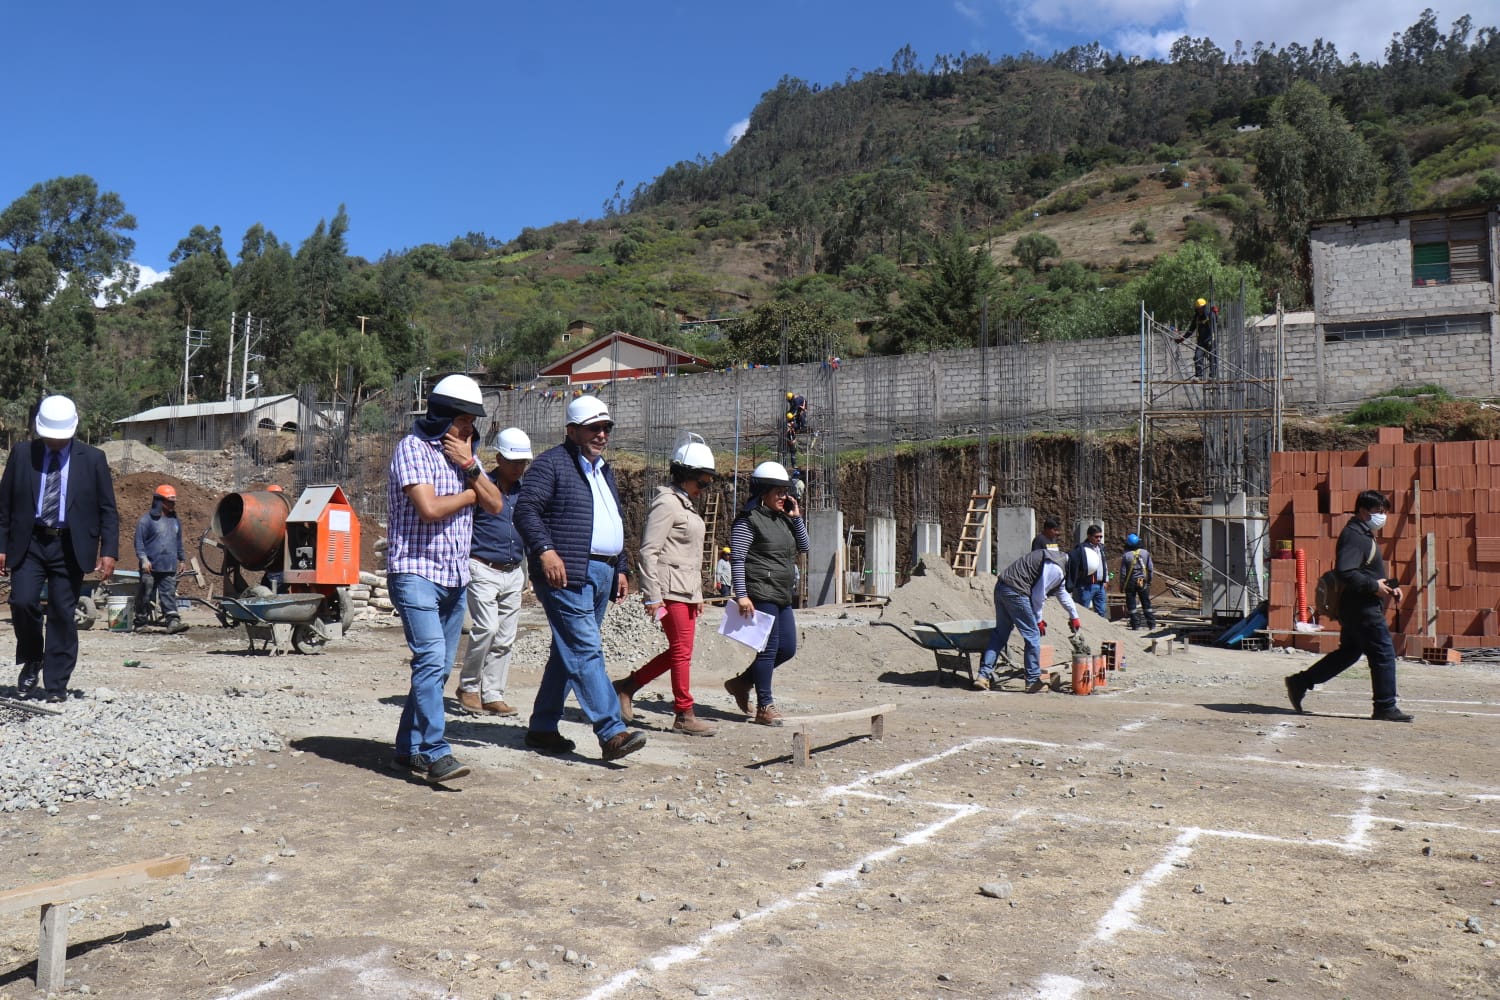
[721,546,731,554]
[1196,297,1207,307]
[786,391,794,399]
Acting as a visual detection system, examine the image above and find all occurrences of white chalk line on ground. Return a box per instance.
[576,726,1494,1000]
[217,948,446,1000]
[576,802,999,1000]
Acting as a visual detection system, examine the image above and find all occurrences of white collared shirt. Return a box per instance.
[579,452,623,556]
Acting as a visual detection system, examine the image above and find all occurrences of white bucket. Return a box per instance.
[106,595,134,632]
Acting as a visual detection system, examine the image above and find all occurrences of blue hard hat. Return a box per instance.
[1125,533,1141,547]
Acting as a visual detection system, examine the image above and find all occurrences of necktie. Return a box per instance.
[39,452,61,528]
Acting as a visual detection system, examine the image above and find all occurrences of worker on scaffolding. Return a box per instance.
[1177,297,1219,380]
[786,392,808,432]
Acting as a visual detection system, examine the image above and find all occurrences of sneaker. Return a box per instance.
[672,709,716,737]
[601,730,647,761]
[455,689,483,715]
[424,754,471,783]
[1024,680,1047,694]
[16,662,40,698]
[42,691,67,705]
[971,675,991,691]
[1371,707,1414,723]
[481,700,517,717]
[390,754,429,778]
[524,730,576,754]
[753,703,784,727]
[166,618,188,635]
[724,675,752,714]
[1284,676,1307,714]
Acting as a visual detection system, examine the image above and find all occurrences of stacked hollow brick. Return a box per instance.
[1268,427,1500,656]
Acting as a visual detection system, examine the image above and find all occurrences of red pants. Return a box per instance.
[627,600,700,713]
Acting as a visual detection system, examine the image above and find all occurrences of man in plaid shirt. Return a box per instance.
[387,374,501,785]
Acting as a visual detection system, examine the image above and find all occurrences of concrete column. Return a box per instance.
[911,522,942,569]
[993,507,1036,574]
[805,508,844,607]
[863,515,896,598]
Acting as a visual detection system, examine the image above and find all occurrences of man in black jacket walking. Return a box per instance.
[1285,490,1412,722]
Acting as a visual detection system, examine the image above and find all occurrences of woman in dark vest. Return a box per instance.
[723,461,809,725]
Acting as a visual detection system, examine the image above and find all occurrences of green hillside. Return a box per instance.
[3,10,1499,430]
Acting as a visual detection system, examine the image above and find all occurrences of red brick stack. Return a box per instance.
[1267,427,1499,658]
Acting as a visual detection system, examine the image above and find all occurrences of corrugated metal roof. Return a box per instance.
[113,395,297,425]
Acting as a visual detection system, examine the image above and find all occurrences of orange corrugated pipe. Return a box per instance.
[1294,548,1309,623]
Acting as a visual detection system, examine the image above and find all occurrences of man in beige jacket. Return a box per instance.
[613,436,718,735]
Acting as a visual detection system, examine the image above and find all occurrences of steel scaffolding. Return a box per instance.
[1135,284,1288,618]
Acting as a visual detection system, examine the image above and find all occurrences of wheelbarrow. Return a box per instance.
[215,593,332,655]
[875,618,1022,688]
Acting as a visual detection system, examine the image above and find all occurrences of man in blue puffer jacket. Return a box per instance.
[134,484,188,633]
[512,395,647,763]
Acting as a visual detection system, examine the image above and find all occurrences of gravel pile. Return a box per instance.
[510,595,669,671]
[0,690,283,815]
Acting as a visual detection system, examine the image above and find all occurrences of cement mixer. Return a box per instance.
[200,485,360,654]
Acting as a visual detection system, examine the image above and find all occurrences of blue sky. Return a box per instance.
[5,1,1494,283]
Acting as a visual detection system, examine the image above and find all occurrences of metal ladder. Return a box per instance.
[951,487,995,578]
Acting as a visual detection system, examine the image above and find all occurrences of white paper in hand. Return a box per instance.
[718,607,776,652]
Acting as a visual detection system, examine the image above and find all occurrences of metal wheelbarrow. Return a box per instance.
[875,618,1020,687]
[215,593,331,655]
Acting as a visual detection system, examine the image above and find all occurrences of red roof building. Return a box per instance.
[538,330,712,384]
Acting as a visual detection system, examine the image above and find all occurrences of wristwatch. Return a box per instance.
[462,459,482,479]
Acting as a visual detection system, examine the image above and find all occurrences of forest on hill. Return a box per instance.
[2,10,1498,437]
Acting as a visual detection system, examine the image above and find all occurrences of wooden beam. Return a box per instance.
[778,703,898,727]
[0,855,190,917]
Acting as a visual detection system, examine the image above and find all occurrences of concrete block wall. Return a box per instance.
[1311,214,1498,322]
[494,322,1498,454]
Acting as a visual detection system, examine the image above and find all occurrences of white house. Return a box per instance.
[113,395,313,450]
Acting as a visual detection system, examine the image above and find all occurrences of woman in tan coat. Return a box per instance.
[613,436,717,735]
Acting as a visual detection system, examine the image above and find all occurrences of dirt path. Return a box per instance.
[3,570,1499,999]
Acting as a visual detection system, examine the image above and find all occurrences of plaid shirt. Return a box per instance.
[386,432,472,587]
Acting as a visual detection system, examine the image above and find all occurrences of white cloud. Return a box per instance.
[725,118,750,147]
[955,1,985,26]
[1001,1,1500,63]
[92,262,169,307]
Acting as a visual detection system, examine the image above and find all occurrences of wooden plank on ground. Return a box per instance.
[779,704,896,767]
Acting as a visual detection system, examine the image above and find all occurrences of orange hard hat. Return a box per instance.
[266,485,284,492]
[154,484,176,500]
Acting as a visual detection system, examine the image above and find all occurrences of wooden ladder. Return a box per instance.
[701,490,723,577]
[951,487,995,578]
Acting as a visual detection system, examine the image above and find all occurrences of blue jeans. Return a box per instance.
[736,602,797,706]
[529,558,626,744]
[390,573,466,763]
[1077,582,1107,618]
[980,584,1043,683]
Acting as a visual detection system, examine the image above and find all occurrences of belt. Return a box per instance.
[33,524,64,539]
[473,555,522,572]
[589,553,618,562]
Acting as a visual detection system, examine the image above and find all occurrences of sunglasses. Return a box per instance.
[582,422,614,434]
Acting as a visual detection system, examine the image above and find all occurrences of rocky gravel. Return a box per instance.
[0,689,283,815]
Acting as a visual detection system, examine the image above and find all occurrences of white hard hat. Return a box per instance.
[671,438,715,473]
[429,374,486,416]
[565,395,612,426]
[750,460,791,491]
[496,427,532,460]
[35,395,78,440]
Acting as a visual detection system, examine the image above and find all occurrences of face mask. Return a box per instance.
[1368,512,1388,530]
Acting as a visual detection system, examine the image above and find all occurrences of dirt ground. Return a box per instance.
[3,561,1500,1000]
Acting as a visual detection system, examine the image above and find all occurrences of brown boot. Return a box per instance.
[724,674,752,715]
[753,703,783,727]
[456,689,483,714]
[672,708,716,737]
[613,676,641,723]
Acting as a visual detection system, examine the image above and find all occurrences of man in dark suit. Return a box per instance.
[0,395,119,702]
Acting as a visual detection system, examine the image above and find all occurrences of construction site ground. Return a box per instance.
[3,561,1499,1000]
